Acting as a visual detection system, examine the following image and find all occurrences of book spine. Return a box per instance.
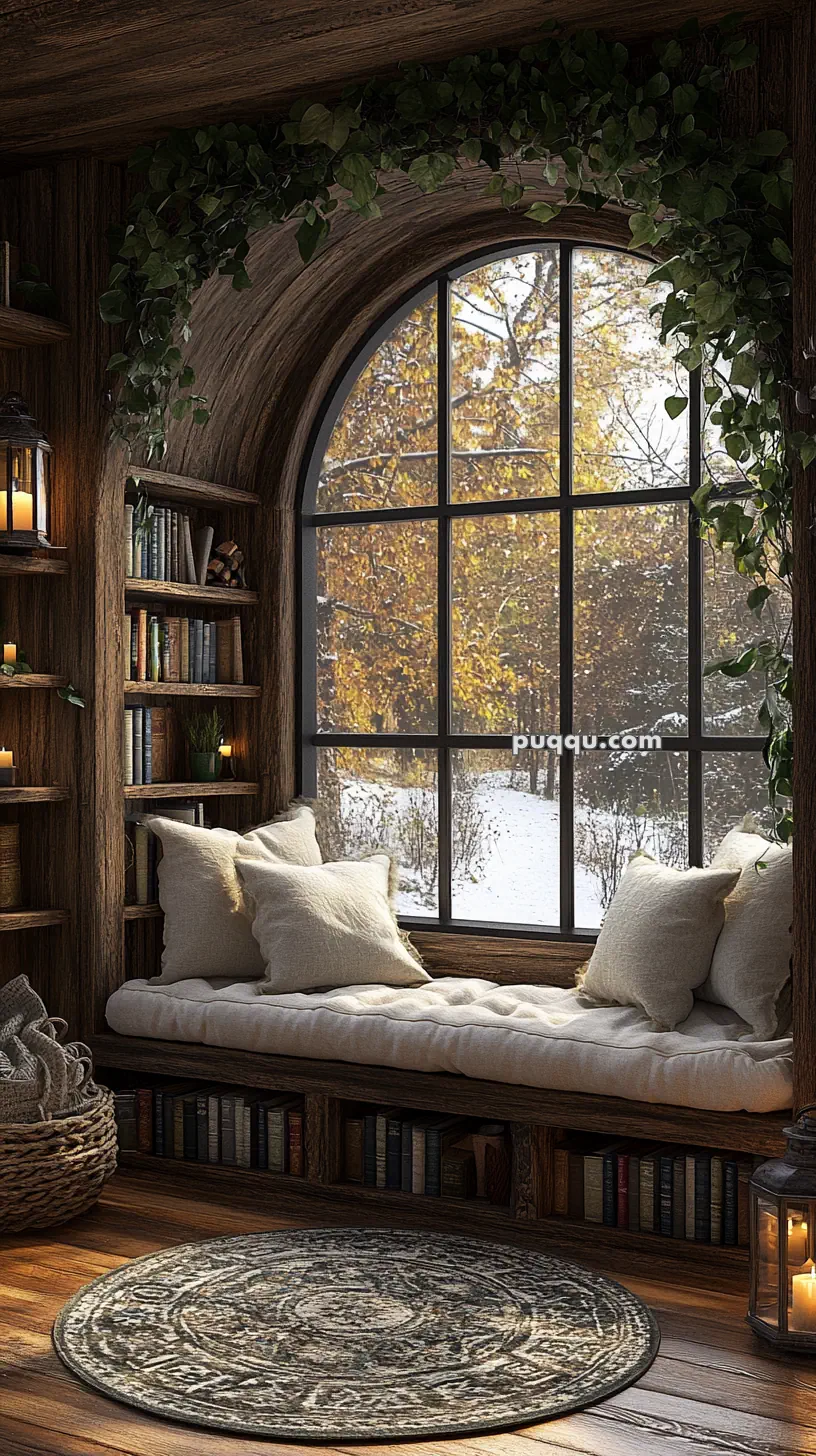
[737,1160,752,1247]
[136,1089,153,1153]
[639,1157,655,1233]
[628,1155,640,1231]
[425,1129,443,1197]
[171,510,179,582]
[182,1097,197,1160]
[150,514,159,580]
[221,1096,236,1164]
[694,1153,712,1242]
[207,1094,220,1163]
[173,1098,185,1159]
[149,616,160,683]
[375,1113,388,1189]
[208,627,217,685]
[603,1149,618,1227]
[130,617,138,680]
[411,1124,426,1195]
[616,1152,629,1229]
[124,504,134,577]
[386,1116,402,1190]
[193,620,203,684]
[233,1098,245,1165]
[196,1093,209,1163]
[659,1154,674,1237]
[710,1156,724,1245]
[567,1152,585,1218]
[257,1104,268,1171]
[143,707,152,785]
[232,615,243,684]
[364,1113,377,1186]
[157,507,166,581]
[238,1107,251,1169]
[267,1109,285,1173]
[123,708,134,785]
[584,1154,604,1224]
[132,706,143,785]
[288,1109,304,1176]
[723,1160,738,1245]
[672,1154,685,1240]
[180,617,190,683]
[685,1153,696,1240]
[202,623,211,685]
[162,1092,174,1157]
[400,1121,413,1193]
[153,1088,164,1156]
[137,609,147,680]
[344,1118,364,1183]
[161,622,170,682]
[554,1147,570,1217]
[182,514,196,585]
[134,824,149,905]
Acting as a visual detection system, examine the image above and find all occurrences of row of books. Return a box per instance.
[125,804,203,904]
[125,502,214,587]
[124,608,244,684]
[553,1135,761,1246]
[123,706,168,785]
[343,1109,511,1202]
[113,1084,306,1173]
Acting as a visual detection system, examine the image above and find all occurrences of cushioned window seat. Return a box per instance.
[105,976,793,1114]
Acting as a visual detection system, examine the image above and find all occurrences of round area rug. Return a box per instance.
[53,1227,659,1440]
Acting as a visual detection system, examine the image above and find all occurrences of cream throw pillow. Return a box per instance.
[697,824,792,1039]
[237,853,430,994]
[147,805,322,984]
[578,852,739,1030]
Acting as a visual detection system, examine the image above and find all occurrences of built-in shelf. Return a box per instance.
[0,786,70,803]
[0,908,70,931]
[124,781,259,800]
[125,579,258,607]
[0,673,68,689]
[0,305,71,350]
[124,681,260,698]
[123,903,163,920]
[125,467,260,509]
[0,555,67,577]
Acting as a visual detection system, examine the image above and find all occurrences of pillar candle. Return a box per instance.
[2,643,16,665]
[12,490,34,531]
[791,1262,816,1331]
[788,1218,809,1267]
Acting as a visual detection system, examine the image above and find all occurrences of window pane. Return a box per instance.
[451,749,559,925]
[451,252,559,503]
[703,751,774,862]
[703,533,791,735]
[316,520,437,732]
[573,502,688,735]
[573,248,688,494]
[315,747,438,916]
[575,751,688,929]
[315,297,437,512]
[452,512,559,732]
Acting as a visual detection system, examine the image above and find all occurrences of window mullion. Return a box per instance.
[438,277,453,922]
[559,243,575,932]
[688,364,704,865]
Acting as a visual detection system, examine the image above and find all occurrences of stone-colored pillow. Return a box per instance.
[578,852,739,1030]
[697,825,792,1039]
[237,853,430,995]
[147,805,322,984]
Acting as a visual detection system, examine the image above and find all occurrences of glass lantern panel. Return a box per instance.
[786,1204,816,1335]
[756,1196,779,1327]
[10,447,34,532]
[35,447,48,535]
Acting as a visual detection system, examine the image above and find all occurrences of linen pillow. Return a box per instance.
[147,805,322,984]
[578,852,739,1030]
[697,824,792,1039]
[236,853,430,994]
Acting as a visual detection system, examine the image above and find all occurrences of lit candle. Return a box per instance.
[218,744,232,759]
[788,1218,809,1266]
[2,643,16,665]
[0,494,5,531]
[791,1261,816,1331]
[0,747,15,786]
[11,490,34,531]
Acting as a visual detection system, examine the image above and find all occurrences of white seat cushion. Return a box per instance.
[105,976,792,1114]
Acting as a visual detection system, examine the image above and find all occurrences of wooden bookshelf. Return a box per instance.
[0,785,70,803]
[125,578,258,607]
[0,305,70,350]
[0,673,68,690]
[126,467,261,509]
[124,681,260,698]
[0,555,67,577]
[123,903,162,920]
[123,781,259,800]
[0,908,70,931]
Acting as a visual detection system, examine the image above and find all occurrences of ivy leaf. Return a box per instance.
[98,290,131,324]
[525,202,561,224]
[770,237,793,266]
[672,83,698,114]
[747,584,771,616]
[460,137,482,164]
[730,352,759,389]
[298,103,334,145]
[752,130,788,157]
[801,438,816,469]
[296,214,330,263]
[664,395,688,419]
[407,153,456,193]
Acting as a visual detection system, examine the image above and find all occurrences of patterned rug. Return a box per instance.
[53,1227,659,1440]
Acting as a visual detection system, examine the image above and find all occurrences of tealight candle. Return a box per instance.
[218,744,232,758]
[2,643,16,665]
[791,1262,816,1332]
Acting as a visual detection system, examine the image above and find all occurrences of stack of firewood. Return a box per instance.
[206,540,248,589]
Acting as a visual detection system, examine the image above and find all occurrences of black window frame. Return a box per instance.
[298,239,765,942]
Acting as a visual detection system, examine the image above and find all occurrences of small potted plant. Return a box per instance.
[184,709,224,782]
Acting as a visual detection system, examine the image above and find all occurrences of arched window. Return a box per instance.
[300,243,779,936]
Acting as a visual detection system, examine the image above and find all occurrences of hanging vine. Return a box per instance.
[100,18,809,839]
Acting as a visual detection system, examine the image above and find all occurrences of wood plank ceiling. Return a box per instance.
[0,0,791,164]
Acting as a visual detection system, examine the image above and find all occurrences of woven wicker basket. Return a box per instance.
[0,1087,118,1232]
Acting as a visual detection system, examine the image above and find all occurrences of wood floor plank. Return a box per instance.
[1,1169,813,1456]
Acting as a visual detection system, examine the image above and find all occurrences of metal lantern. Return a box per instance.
[0,393,52,551]
[749,1105,816,1349]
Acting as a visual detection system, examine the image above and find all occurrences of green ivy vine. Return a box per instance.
[100,18,811,840]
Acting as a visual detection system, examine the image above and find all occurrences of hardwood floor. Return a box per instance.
[1,1169,815,1456]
